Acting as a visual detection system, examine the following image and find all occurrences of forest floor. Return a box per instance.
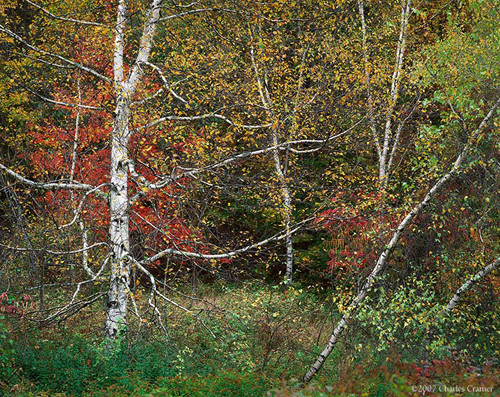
[1,281,499,396]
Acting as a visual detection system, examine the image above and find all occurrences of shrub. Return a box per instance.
[150,371,270,397]
[16,333,177,395]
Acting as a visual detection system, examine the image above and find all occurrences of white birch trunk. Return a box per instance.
[105,95,131,338]
[271,132,293,285]
[445,257,499,312]
[105,0,163,338]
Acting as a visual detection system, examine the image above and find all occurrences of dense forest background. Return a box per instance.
[0,0,499,395]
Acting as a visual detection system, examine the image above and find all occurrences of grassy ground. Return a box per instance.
[1,282,499,396]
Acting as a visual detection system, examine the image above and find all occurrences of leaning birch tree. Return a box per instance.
[302,96,500,382]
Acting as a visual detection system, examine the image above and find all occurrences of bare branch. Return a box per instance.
[25,0,106,27]
[0,162,100,191]
[180,121,361,174]
[24,86,103,110]
[142,217,314,264]
[128,122,359,200]
[135,113,272,132]
[0,242,109,255]
[138,60,187,103]
[59,184,108,229]
[131,257,217,338]
[159,8,215,21]
[39,292,106,324]
[0,25,111,83]
[131,87,165,107]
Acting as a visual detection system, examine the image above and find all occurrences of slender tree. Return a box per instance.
[357,0,413,189]
[303,96,500,382]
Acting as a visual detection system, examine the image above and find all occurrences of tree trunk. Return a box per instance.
[105,95,131,338]
[445,256,499,312]
[104,0,162,339]
[271,132,294,285]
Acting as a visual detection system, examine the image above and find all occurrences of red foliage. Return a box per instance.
[315,191,381,273]
[22,35,209,269]
[0,293,32,316]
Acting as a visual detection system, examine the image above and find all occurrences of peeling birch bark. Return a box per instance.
[105,0,163,338]
[105,96,132,338]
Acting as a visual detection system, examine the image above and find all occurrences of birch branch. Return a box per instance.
[141,218,314,264]
[59,187,108,229]
[131,87,165,106]
[22,86,103,110]
[127,0,164,95]
[0,25,110,83]
[39,293,106,324]
[25,0,106,26]
[45,256,109,322]
[138,61,187,103]
[182,125,354,164]
[0,163,99,191]
[159,8,216,21]
[129,125,357,199]
[159,5,310,23]
[135,113,272,131]
[0,242,109,255]
[68,79,91,277]
[250,32,294,284]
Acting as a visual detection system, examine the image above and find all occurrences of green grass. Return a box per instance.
[2,282,498,396]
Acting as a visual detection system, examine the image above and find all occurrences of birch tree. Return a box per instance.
[357,0,414,189]
[0,0,271,337]
[1,0,164,337]
[1,0,347,336]
[303,95,500,382]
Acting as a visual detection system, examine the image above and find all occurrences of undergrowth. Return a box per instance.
[1,282,498,396]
